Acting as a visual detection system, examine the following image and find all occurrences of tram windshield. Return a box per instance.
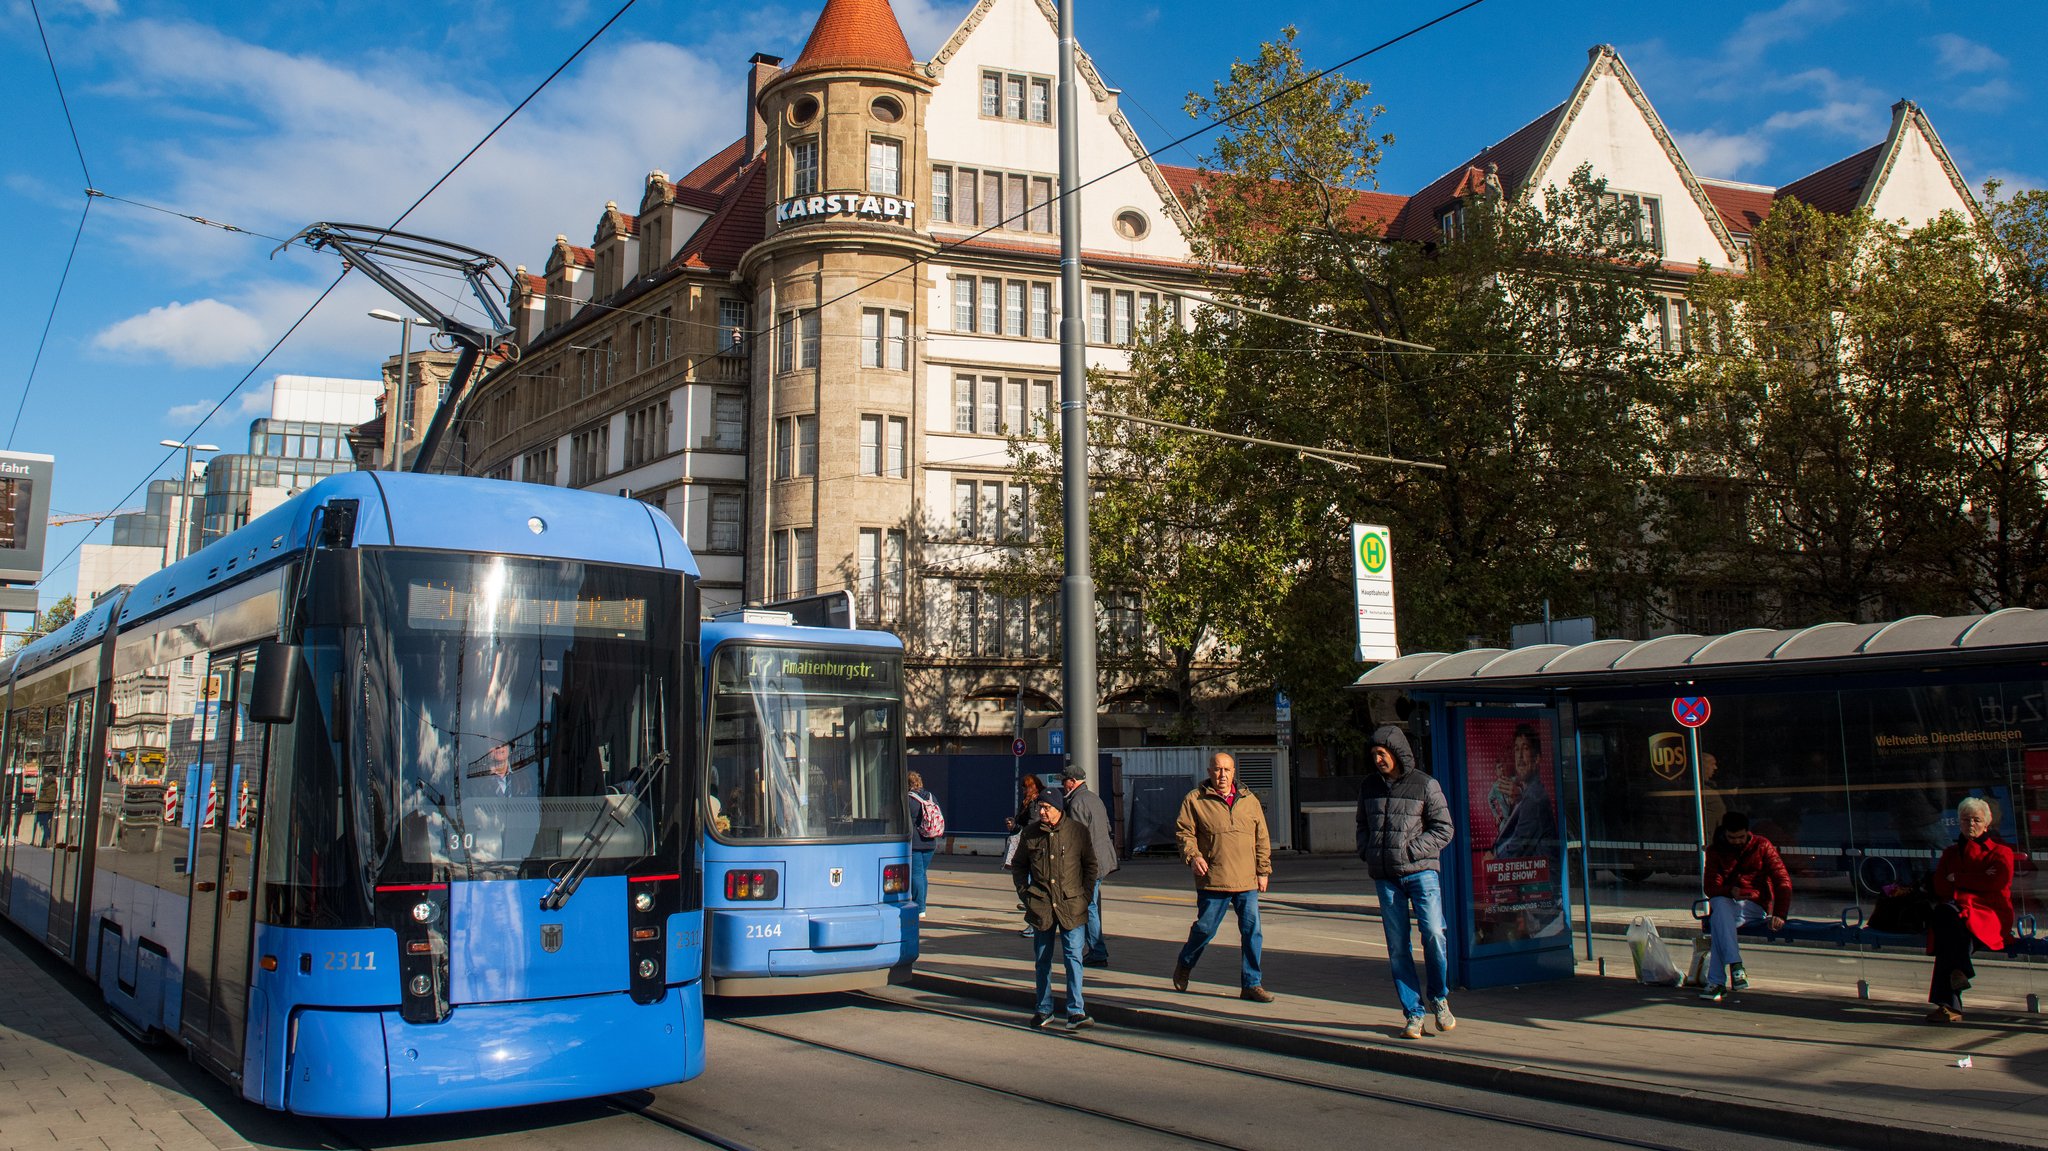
[708,644,905,841]
[357,551,684,880]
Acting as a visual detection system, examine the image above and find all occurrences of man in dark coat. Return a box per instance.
[1060,763,1117,966]
[1011,789,1099,1029]
[1356,725,1455,1039]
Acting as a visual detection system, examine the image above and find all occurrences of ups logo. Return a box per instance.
[1648,732,1688,781]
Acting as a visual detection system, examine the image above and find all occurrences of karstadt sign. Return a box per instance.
[776,193,918,228]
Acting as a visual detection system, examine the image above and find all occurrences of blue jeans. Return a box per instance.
[1176,889,1263,989]
[1032,923,1087,1016]
[1084,879,1108,962]
[911,848,932,911]
[1376,870,1449,1019]
[1706,896,1767,984]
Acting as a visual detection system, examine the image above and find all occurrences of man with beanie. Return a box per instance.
[1357,725,1455,1039]
[1010,788,1099,1029]
[1171,752,1275,1002]
[1060,763,1117,966]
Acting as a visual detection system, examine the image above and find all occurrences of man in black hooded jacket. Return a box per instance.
[1356,725,1456,1039]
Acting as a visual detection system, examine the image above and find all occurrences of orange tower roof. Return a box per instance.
[785,0,917,78]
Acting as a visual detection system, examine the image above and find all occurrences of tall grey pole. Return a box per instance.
[1057,0,1099,788]
[177,443,193,563]
[393,317,415,470]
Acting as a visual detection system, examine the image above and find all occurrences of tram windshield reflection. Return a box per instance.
[708,645,905,842]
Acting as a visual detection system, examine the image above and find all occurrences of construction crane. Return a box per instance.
[48,509,142,527]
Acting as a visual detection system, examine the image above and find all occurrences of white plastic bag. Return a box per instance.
[1626,915,1683,985]
[1001,832,1021,868]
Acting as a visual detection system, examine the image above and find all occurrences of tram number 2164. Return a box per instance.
[743,923,783,939]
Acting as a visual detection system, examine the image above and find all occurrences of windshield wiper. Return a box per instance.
[539,749,669,911]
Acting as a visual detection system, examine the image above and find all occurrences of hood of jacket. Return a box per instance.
[1370,725,1416,775]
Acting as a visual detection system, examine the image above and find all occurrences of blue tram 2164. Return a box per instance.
[0,472,705,1117]
[700,602,917,995]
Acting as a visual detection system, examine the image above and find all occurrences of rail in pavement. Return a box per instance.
[914,853,2048,1151]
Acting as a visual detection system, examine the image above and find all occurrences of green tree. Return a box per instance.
[1680,199,1971,622]
[10,595,75,654]
[1012,32,1676,744]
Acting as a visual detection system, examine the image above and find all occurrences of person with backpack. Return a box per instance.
[907,770,945,918]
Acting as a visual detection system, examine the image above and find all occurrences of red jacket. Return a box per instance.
[1934,834,2015,951]
[1703,833,1793,919]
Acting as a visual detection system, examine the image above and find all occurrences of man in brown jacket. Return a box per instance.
[1171,752,1274,1001]
[1011,789,1099,1029]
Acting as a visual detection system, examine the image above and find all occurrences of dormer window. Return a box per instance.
[1602,191,1664,254]
[1438,204,1466,241]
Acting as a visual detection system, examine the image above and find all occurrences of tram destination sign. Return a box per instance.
[0,451,53,586]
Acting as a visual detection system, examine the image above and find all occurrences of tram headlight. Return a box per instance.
[636,958,659,979]
[633,890,655,913]
[410,900,438,924]
[408,974,433,997]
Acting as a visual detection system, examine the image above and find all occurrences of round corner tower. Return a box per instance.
[740,0,936,611]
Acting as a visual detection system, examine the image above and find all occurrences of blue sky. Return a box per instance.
[3,0,2041,610]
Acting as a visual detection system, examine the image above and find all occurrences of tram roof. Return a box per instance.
[700,620,905,652]
[1352,607,2048,694]
[117,472,696,627]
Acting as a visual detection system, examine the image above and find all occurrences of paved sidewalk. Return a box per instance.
[917,852,2048,1151]
[0,920,251,1151]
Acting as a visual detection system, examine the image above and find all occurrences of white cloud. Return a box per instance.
[94,299,268,367]
[1931,33,2005,75]
[1727,0,1848,57]
[1674,129,1770,180]
[58,0,120,16]
[1953,77,2017,112]
[892,0,974,57]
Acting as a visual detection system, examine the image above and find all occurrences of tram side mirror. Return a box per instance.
[309,551,362,628]
[250,642,299,725]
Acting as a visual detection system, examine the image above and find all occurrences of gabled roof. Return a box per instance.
[670,158,767,272]
[1385,105,1565,242]
[1776,144,1881,214]
[1698,181,1776,237]
[785,0,917,79]
[675,137,749,199]
[1155,162,1408,235]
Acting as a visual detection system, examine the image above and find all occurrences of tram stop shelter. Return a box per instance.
[1354,609,2047,997]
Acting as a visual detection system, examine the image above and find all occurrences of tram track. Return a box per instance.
[703,995,1747,1151]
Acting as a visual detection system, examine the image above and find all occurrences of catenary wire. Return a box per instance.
[478,0,1496,453]
[41,3,643,587]
[13,0,99,450]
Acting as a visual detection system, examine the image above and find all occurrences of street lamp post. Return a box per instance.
[369,309,430,470]
[157,439,219,567]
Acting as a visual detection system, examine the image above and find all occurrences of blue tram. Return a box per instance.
[699,609,917,994]
[0,472,705,1116]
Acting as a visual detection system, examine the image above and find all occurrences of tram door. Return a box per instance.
[45,692,97,958]
[180,651,264,1076]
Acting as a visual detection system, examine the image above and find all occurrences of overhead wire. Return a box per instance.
[478,0,1496,447]
[12,0,98,450]
[38,0,644,587]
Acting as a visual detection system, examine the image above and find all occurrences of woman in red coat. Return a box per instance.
[1926,796,2015,1023]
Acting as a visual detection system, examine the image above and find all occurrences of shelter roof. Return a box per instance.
[1353,609,2048,694]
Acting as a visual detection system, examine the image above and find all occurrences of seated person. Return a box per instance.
[1698,811,1792,1001]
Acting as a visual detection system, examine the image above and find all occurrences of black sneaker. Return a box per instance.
[1030,1012,1055,1029]
[1729,963,1749,991]
[1065,1013,1094,1031]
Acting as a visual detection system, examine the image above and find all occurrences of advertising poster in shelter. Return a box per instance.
[1465,713,1566,946]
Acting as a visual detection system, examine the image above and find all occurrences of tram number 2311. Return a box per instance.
[743,923,783,939]
[323,951,379,972]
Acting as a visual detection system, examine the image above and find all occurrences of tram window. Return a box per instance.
[709,645,905,841]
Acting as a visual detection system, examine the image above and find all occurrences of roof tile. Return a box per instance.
[787,0,916,78]
[1776,143,1882,215]
[1386,104,1567,241]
